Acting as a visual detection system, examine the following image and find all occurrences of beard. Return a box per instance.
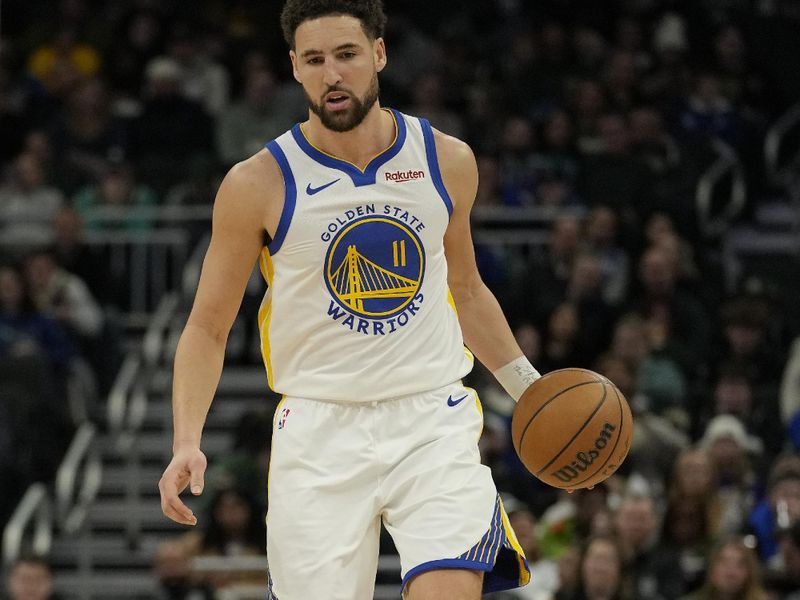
[305,73,380,133]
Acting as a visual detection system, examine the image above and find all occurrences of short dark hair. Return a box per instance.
[280,0,387,49]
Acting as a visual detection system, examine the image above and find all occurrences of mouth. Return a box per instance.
[325,91,351,111]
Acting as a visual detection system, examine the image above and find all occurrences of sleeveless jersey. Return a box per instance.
[257,108,473,403]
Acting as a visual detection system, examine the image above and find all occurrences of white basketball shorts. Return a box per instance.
[265,382,530,599]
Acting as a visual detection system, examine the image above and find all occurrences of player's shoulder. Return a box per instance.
[217,149,283,205]
[213,149,284,229]
[426,128,478,200]
[430,128,477,177]
[225,149,282,191]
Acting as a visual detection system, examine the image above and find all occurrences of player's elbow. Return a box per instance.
[184,315,230,346]
[448,273,486,308]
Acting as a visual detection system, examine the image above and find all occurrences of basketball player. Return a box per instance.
[159,1,542,598]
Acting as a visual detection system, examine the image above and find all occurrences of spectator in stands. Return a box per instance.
[0,264,74,369]
[557,535,630,600]
[105,8,165,103]
[505,506,560,600]
[530,110,581,204]
[749,455,800,562]
[498,115,538,207]
[204,408,274,508]
[630,245,710,381]
[0,151,64,243]
[474,155,502,207]
[178,486,267,591]
[613,17,651,73]
[570,80,607,147]
[604,51,641,112]
[540,302,584,372]
[49,207,115,305]
[764,520,800,597]
[614,493,685,600]
[579,112,653,231]
[640,13,692,109]
[24,248,103,345]
[48,77,128,194]
[152,540,214,600]
[520,215,583,321]
[405,72,465,139]
[572,27,609,83]
[20,131,56,183]
[582,205,629,306]
[539,484,612,561]
[130,56,213,194]
[564,252,617,365]
[160,23,230,117]
[782,338,800,433]
[628,107,681,179]
[661,494,713,591]
[714,297,783,394]
[670,447,744,537]
[216,67,298,166]
[549,543,580,598]
[26,27,100,100]
[72,158,157,231]
[678,73,739,147]
[0,60,31,166]
[710,368,785,458]
[607,313,687,422]
[679,537,769,600]
[699,415,760,531]
[5,555,60,600]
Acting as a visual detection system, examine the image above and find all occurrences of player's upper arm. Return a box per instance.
[436,130,482,300]
[186,151,282,342]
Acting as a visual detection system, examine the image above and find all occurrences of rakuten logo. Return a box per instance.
[385,170,425,182]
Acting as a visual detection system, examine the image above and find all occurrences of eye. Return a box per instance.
[307,57,323,65]
[340,51,356,59]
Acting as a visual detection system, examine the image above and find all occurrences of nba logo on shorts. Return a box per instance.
[277,408,291,430]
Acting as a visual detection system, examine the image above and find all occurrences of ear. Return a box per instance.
[289,50,301,83]
[374,37,387,73]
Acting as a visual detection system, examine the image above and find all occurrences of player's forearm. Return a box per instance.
[171,322,227,452]
[452,281,524,372]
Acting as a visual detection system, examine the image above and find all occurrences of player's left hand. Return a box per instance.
[158,447,207,526]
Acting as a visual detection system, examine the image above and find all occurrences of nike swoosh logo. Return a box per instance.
[306,179,340,195]
[447,394,469,407]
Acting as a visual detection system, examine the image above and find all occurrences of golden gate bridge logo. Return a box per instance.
[325,216,425,319]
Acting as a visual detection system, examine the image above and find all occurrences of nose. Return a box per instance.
[322,62,343,87]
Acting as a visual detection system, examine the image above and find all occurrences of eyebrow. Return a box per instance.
[301,43,360,58]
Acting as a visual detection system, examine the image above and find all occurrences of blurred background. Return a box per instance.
[1,0,800,599]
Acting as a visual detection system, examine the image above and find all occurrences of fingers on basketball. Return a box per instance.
[511,368,633,491]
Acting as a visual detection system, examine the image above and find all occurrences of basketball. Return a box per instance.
[511,368,633,490]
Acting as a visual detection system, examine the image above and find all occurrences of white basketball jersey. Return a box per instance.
[257,108,473,402]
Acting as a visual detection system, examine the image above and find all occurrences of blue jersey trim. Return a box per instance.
[265,140,297,255]
[402,558,494,591]
[290,108,407,187]
[418,117,454,218]
[401,496,530,594]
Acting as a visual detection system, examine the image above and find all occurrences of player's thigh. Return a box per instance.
[404,568,484,600]
[267,397,382,599]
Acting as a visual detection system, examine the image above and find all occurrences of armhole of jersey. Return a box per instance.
[419,117,454,218]
[265,140,296,255]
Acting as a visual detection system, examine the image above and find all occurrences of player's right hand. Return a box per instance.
[158,447,207,526]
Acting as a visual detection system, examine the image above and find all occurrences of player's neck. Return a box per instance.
[303,104,394,170]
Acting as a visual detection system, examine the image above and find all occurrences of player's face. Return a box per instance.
[290,15,386,132]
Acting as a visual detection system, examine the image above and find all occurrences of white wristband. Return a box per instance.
[492,356,541,402]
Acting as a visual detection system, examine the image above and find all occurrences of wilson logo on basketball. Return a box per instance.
[385,169,425,182]
[551,422,616,484]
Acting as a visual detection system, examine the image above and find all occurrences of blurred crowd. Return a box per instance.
[2,0,800,599]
